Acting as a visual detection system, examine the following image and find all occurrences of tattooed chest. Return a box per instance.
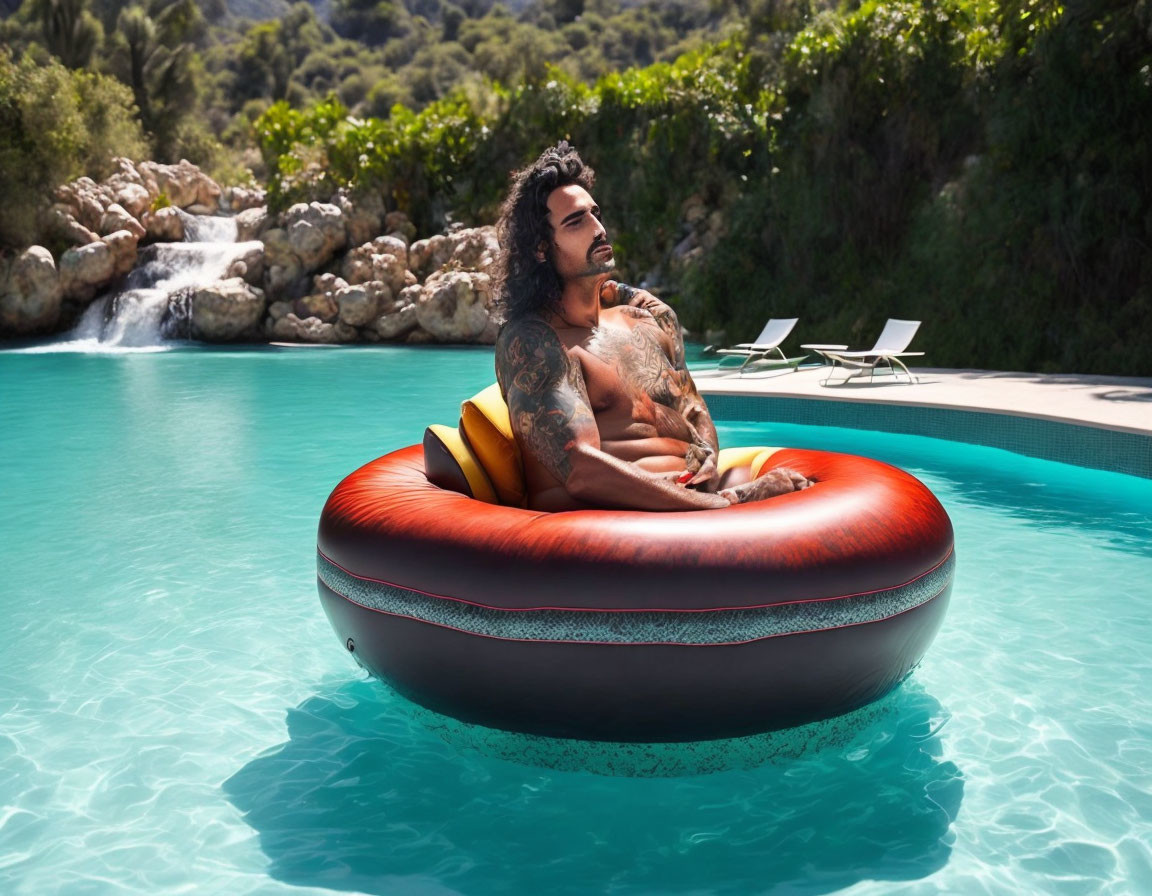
[586,325,681,407]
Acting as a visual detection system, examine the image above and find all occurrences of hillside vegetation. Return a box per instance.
[2,0,1150,374]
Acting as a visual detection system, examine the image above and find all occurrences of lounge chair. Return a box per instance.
[817,319,924,385]
[714,318,805,373]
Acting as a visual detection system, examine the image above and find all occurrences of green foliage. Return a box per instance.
[31,0,104,70]
[105,4,198,161]
[4,0,1149,371]
[678,0,1152,375]
[0,47,147,249]
[331,0,407,46]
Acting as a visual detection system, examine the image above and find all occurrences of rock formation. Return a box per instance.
[190,279,266,341]
[0,247,62,334]
[1,158,514,346]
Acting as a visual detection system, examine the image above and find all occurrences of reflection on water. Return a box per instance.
[224,680,963,896]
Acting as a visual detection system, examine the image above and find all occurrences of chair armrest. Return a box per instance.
[824,350,924,359]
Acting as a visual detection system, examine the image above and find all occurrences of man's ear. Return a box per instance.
[535,241,548,262]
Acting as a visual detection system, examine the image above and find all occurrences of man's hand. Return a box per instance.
[681,438,719,488]
[599,280,668,314]
[720,468,813,504]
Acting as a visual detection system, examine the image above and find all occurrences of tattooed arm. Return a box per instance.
[495,317,730,511]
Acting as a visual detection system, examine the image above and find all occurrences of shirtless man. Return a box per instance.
[493,142,811,512]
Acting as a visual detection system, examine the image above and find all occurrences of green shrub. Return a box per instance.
[252,0,1152,374]
[0,47,147,249]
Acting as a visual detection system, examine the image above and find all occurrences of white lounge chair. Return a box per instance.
[714,318,804,373]
[819,319,924,385]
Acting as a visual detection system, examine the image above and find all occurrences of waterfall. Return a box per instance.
[50,210,261,352]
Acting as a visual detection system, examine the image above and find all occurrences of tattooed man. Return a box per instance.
[493,142,812,511]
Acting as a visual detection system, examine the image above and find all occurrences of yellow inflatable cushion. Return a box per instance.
[423,424,498,505]
[716,446,765,477]
[459,383,527,508]
[751,447,784,479]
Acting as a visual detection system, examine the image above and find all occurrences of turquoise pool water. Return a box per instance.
[2,345,1151,895]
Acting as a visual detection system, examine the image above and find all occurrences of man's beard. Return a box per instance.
[576,257,616,278]
[577,239,615,277]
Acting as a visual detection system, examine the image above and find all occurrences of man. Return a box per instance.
[493,142,811,512]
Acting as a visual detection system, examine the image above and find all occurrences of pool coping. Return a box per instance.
[694,365,1152,479]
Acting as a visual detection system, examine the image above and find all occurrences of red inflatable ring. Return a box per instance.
[317,444,954,742]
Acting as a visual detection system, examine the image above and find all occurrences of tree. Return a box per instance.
[111,5,195,160]
[0,48,146,248]
[33,0,103,70]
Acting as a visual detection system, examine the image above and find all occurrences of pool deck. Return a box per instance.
[694,365,1152,437]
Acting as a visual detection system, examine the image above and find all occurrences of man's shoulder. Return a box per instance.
[496,314,558,348]
[495,316,567,364]
[495,315,571,396]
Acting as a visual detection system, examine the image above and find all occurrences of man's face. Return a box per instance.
[544,184,614,282]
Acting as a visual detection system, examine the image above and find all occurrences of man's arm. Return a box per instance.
[613,284,721,487]
[495,317,729,511]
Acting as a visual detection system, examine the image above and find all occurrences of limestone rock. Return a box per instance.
[99,203,146,240]
[293,293,339,323]
[384,210,416,244]
[139,159,222,211]
[103,230,139,278]
[477,311,501,345]
[283,202,346,271]
[335,188,385,248]
[260,228,304,300]
[55,176,111,231]
[373,294,419,340]
[224,186,266,213]
[114,182,152,219]
[332,284,377,327]
[374,235,409,269]
[341,235,409,293]
[447,226,499,273]
[271,312,339,344]
[235,207,268,242]
[59,241,116,302]
[409,226,498,279]
[312,272,348,295]
[0,246,63,334]
[143,207,185,243]
[226,243,265,286]
[415,270,493,342]
[190,278,265,341]
[49,205,101,247]
[267,300,294,321]
[409,234,451,278]
[269,315,297,340]
[105,157,148,189]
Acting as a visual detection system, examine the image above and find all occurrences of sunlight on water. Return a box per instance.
[1,346,1150,895]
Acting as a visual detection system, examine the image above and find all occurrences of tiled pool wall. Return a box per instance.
[703,393,1152,480]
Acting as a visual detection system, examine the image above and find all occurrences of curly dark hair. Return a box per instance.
[494,141,596,322]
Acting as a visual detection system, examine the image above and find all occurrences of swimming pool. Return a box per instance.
[2,345,1150,894]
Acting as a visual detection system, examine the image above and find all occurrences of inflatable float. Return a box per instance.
[317,384,955,743]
